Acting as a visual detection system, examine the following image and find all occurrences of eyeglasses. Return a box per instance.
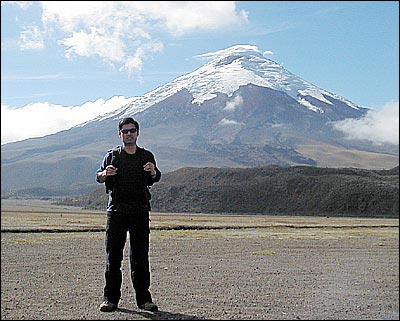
[120,128,137,134]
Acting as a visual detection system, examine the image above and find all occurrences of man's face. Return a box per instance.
[119,124,138,146]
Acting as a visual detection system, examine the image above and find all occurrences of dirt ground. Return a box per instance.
[1,200,399,320]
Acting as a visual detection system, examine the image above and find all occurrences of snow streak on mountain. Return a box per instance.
[97,44,361,122]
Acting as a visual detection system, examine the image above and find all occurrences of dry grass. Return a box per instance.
[2,199,398,246]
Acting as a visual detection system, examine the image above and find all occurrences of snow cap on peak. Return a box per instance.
[194,44,265,60]
[116,44,361,120]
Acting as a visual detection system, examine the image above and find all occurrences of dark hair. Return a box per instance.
[118,117,139,132]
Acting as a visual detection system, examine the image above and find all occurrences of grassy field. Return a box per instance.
[1,198,398,235]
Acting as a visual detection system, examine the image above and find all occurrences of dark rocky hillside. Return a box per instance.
[54,165,399,218]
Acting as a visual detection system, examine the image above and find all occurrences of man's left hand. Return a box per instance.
[143,162,156,177]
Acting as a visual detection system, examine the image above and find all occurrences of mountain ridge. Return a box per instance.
[53,165,399,218]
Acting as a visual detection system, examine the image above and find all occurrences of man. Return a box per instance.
[96,117,161,312]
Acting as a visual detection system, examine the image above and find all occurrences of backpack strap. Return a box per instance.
[110,145,120,167]
[105,145,121,194]
[136,147,153,210]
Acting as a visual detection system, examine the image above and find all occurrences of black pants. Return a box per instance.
[103,210,153,306]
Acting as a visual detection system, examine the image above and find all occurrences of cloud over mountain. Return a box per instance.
[332,101,399,145]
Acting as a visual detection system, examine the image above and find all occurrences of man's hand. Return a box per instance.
[143,162,156,177]
[98,165,117,183]
[105,165,118,177]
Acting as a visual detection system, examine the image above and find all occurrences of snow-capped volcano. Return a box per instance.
[163,44,360,110]
[2,45,398,194]
[97,44,361,122]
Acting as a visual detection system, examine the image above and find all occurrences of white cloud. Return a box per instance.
[58,27,127,60]
[332,101,399,145]
[131,1,249,36]
[19,26,44,50]
[16,1,248,76]
[119,42,164,76]
[1,96,134,144]
[223,95,243,112]
[219,118,240,126]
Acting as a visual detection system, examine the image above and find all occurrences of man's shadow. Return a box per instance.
[117,307,210,320]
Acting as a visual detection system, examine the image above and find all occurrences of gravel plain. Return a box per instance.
[1,199,399,320]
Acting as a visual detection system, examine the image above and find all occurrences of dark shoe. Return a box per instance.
[99,301,118,312]
[138,302,158,312]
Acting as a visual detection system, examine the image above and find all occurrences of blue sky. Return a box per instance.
[1,1,399,144]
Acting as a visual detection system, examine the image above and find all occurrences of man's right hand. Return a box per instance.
[98,165,118,183]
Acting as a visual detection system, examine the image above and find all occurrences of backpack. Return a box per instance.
[104,145,152,209]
